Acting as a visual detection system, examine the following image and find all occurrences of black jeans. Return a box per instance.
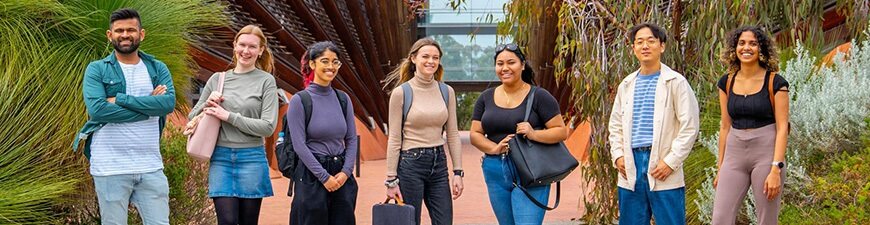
[398,146,453,225]
[290,154,358,225]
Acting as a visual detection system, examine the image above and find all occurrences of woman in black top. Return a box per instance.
[711,26,790,225]
[469,43,567,224]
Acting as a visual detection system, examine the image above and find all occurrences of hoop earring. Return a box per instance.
[730,52,736,60]
[760,55,767,64]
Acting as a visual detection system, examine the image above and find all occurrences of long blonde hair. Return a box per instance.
[229,25,274,73]
[383,37,444,90]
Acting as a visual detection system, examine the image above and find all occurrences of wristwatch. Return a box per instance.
[771,161,785,169]
[384,177,400,188]
[453,170,464,178]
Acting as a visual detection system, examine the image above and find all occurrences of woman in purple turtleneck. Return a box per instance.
[286,41,358,225]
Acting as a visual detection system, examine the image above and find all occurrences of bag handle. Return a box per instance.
[216,72,226,93]
[514,181,561,210]
[383,197,405,206]
[523,86,537,122]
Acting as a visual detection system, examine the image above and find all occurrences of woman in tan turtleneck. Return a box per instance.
[382,37,463,225]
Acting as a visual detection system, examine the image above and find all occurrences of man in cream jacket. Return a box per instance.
[608,23,700,225]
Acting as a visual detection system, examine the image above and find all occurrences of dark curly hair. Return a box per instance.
[720,26,780,75]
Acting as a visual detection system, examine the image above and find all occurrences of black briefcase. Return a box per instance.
[372,198,415,225]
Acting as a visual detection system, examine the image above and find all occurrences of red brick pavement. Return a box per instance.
[258,132,590,225]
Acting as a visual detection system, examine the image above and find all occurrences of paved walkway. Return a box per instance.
[259,132,589,225]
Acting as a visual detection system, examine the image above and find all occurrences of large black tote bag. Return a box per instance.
[508,86,579,210]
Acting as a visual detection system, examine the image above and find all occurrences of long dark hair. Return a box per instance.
[494,43,535,85]
[300,41,340,88]
[720,26,780,75]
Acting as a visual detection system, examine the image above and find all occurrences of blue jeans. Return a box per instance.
[397,147,452,225]
[93,169,170,225]
[618,149,686,225]
[482,155,550,225]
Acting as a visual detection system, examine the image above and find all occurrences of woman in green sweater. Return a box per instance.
[186,25,278,225]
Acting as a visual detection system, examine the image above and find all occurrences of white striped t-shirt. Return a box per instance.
[89,60,163,176]
[631,71,660,148]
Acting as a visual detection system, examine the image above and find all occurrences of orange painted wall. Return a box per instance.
[355,118,387,161]
[564,121,592,163]
[822,42,851,67]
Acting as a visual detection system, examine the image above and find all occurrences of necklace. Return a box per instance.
[501,83,527,106]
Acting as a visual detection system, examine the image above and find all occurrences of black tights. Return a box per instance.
[213,197,263,225]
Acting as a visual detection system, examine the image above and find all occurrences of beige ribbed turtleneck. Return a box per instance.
[385,76,462,176]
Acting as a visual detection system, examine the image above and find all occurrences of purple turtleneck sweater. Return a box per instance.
[286,83,358,183]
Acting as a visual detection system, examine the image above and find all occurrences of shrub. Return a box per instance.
[781,119,870,224]
[456,92,481,130]
[159,123,213,224]
[782,42,870,169]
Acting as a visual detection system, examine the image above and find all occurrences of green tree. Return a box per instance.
[0,0,225,223]
[450,0,868,223]
[434,34,498,81]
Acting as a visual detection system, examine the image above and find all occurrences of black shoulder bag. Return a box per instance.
[508,86,579,210]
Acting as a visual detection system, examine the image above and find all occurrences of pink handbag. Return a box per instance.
[187,72,226,161]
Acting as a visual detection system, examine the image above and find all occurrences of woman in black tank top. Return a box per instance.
[711,26,791,225]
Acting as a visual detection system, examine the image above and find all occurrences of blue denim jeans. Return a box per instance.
[482,155,550,225]
[617,149,686,225]
[92,169,170,225]
[397,146,452,225]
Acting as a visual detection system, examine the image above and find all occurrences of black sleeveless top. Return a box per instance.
[717,71,789,129]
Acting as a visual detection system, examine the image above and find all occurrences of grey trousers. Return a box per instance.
[712,124,784,225]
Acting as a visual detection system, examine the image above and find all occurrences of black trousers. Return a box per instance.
[398,146,453,225]
[289,155,358,225]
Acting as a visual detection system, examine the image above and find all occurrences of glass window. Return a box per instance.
[420,0,511,81]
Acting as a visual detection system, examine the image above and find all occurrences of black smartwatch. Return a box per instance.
[453,170,464,178]
[771,161,785,169]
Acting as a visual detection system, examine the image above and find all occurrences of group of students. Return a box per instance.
[75,8,789,225]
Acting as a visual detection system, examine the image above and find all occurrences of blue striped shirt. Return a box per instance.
[89,60,163,176]
[631,71,660,148]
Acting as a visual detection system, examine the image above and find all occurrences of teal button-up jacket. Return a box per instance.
[73,51,176,158]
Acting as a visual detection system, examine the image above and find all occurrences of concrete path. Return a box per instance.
[258,132,590,225]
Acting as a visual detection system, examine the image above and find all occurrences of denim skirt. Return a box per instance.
[208,145,273,198]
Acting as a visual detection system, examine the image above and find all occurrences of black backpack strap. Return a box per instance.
[297,91,313,129]
[334,89,351,156]
[334,89,349,118]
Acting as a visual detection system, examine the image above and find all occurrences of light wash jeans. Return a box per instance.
[482,155,550,225]
[93,169,170,225]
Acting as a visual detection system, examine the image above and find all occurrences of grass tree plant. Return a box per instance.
[0,0,226,223]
